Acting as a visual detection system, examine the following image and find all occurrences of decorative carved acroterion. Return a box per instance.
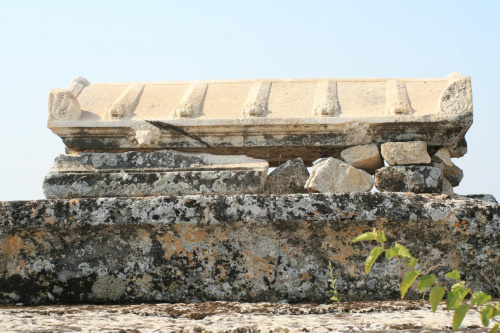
[48,89,82,120]
[438,72,472,114]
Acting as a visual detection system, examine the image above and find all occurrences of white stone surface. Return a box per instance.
[340,144,383,174]
[381,141,431,165]
[305,157,373,193]
[46,75,473,166]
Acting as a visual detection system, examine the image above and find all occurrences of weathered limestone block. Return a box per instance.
[305,158,373,193]
[340,144,383,174]
[0,193,498,305]
[374,166,443,193]
[380,141,431,166]
[264,158,309,194]
[43,150,268,199]
[47,74,473,166]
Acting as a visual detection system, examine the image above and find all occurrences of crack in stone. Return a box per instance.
[147,121,211,147]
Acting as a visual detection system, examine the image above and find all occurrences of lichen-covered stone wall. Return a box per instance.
[1,193,499,305]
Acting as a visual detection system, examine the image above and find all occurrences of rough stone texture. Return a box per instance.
[340,144,383,174]
[432,147,453,168]
[450,137,468,158]
[380,141,432,166]
[43,150,268,198]
[264,158,309,194]
[463,194,498,204]
[446,164,464,187]
[431,148,464,187]
[0,300,494,332]
[48,75,473,166]
[374,166,443,193]
[442,178,454,195]
[1,193,499,305]
[305,158,373,193]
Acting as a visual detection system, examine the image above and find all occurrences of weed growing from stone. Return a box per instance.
[327,261,341,302]
[353,228,500,332]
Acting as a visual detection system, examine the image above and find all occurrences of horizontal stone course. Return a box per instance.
[1,193,498,305]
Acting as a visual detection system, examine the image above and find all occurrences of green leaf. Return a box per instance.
[452,304,469,332]
[385,247,399,260]
[429,285,446,312]
[352,231,377,243]
[376,230,386,243]
[393,243,411,259]
[446,270,461,281]
[417,274,437,293]
[364,246,384,274]
[488,323,499,333]
[401,270,420,298]
[446,291,460,310]
[406,257,418,267]
[481,305,493,327]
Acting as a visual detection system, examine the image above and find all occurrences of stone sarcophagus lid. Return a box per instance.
[48,73,472,166]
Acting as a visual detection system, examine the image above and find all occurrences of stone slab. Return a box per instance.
[1,193,498,305]
[47,74,473,166]
[43,150,268,198]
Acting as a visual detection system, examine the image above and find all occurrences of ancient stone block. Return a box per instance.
[43,150,268,199]
[1,193,498,305]
[47,74,473,166]
[305,158,373,193]
[340,144,383,174]
[380,141,431,166]
[264,158,309,194]
[374,166,443,193]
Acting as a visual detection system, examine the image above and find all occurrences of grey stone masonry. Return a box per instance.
[374,166,443,193]
[43,150,268,198]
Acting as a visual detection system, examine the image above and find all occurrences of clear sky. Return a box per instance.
[0,1,499,201]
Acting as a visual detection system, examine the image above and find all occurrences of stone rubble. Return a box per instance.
[374,166,443,193]
[264,158,309,194]
[380,141,432,166]
[340,144,384,175]
[305,157,373,193]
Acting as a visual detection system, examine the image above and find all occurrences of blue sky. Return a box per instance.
[0,1,499,200]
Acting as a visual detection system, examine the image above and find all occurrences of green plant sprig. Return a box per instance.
[352,228,500,332]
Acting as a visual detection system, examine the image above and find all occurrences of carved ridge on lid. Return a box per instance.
[312,80,340,117]
[243,81,272,117]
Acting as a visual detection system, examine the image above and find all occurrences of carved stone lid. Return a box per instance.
[47,73,472,166]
